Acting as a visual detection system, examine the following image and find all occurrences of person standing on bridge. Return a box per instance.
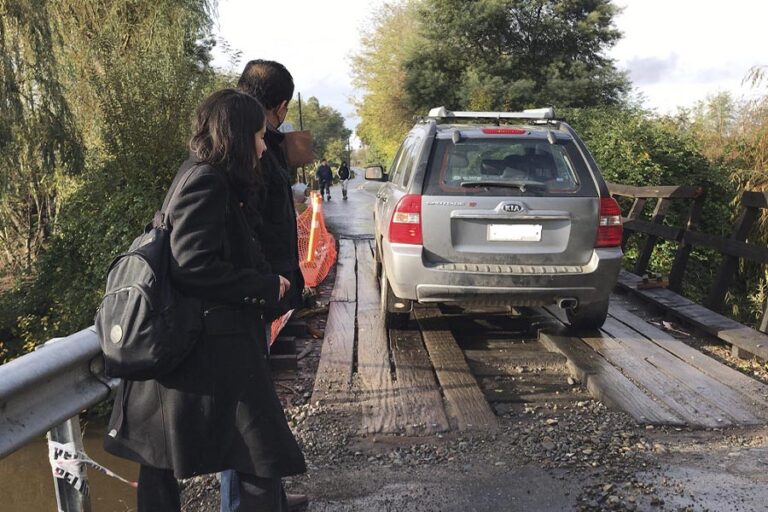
[228,59,309,511]
[337,160,350,200]
[237,60,306,330]
[103,89,305,511]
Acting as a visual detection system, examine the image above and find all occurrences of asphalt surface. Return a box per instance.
[318,169,379,238]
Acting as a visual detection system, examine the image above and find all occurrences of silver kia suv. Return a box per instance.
[366,107,623,330]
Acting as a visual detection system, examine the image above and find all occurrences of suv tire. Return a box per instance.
[380,266,410,329]
[566,298,609,330]
[374,238,383,280]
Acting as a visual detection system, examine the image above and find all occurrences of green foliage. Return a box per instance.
[0,0,220,358]
[286,96,351,164]
[351,0,424,163]
[352,0,628,162]
[405,0,629,114]
[566,105,746,315]
[0,0,84,272]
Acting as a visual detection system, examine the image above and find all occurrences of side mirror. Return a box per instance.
[365,165,386,181]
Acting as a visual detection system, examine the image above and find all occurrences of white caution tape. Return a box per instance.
[48,440,138,495]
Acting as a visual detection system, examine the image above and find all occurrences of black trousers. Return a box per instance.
[138,465,287,511]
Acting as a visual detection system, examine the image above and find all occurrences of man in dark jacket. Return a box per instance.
[229,59,308,511]
[316,159,333,201]
[237,60,305,321]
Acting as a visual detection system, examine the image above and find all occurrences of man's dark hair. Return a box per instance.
[237,60,294,109]
[189,88,265,187]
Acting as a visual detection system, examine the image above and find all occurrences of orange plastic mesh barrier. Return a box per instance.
[270,191,337,344]
[297,191,337,288]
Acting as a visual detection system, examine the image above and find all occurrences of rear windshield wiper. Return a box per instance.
[459,180,545,192]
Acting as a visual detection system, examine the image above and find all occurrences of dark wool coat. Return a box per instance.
[104,160,307,479]
[254,128,305,315]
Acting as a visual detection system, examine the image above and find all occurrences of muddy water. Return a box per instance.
[0,423,138,512]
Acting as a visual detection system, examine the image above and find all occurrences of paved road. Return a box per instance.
[318,168,380,238]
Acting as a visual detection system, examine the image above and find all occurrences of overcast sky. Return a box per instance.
[212,0,768,131]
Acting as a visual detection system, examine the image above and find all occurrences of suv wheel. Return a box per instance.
[566,298,609,331]
[374,238,382,280]
[380,266,410,329]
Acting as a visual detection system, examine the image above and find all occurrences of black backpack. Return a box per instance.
[95,165,202,380]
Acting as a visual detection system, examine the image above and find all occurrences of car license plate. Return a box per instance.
[487,224,542,242]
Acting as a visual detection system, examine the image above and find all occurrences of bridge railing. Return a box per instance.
[608,182,768,330]
[0,326,119,510]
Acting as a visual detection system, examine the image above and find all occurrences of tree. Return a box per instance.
[0,0,219,358]
[404,0,629,114]
[0,0,83,272]
[285,96,351,163]
[351,0,423,164]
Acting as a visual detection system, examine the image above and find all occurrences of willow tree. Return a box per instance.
[0,0,219,351]
[0,0,83,271]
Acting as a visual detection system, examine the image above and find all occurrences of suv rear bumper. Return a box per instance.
[383,243,622,307]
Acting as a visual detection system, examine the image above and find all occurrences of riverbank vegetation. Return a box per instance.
[0,0,349,361]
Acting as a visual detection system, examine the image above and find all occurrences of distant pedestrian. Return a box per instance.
[316,158,333,201]
[338,161,350,200]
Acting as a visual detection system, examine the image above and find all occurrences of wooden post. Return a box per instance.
[705,201,759,312]
[668,191,705,292]
[633,198,671,276]
[760,301,768,334]
[621,197,646,251]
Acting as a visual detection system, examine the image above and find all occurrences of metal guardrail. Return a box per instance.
[0,326,119,458]
[0,326,119,510]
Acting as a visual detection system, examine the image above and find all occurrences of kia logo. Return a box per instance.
[502,203,524,213]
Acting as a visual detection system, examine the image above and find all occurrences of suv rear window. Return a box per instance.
[423,136,597,197]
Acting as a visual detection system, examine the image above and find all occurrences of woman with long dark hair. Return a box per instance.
[104,88,306,511]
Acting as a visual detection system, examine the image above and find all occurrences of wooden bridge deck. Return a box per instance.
[312,239,768,433]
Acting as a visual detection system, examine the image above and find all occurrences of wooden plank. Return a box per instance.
[356,239,401,433]
[741,191,768,209]
[414,307,498,430]
[537,329,685,425]
[330,239,357,303]
[481,376,572,403]
[622,197,647,249]
[681,231,768,263]
[541,306,739,427]
[706,206,759,311]
[608,304,768,409]
[608,183,703,199]
[279,320,308,337]
[311,302,356,405]
[634,198,671,275]
[463,349,566,370]
[622,219,681,241]
[390,328,450,434]
[669,194,704,292]
[269,354,297,371]
[617,270,768,361]
[599,318,763,426]
[355,239,379,307]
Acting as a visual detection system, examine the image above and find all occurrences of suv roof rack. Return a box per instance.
[427,106,556,121]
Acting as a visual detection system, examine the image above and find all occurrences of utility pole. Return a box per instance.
[298,92,306,184]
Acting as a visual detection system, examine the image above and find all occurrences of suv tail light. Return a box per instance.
[389,194,423,245]
[595,197,623,248]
